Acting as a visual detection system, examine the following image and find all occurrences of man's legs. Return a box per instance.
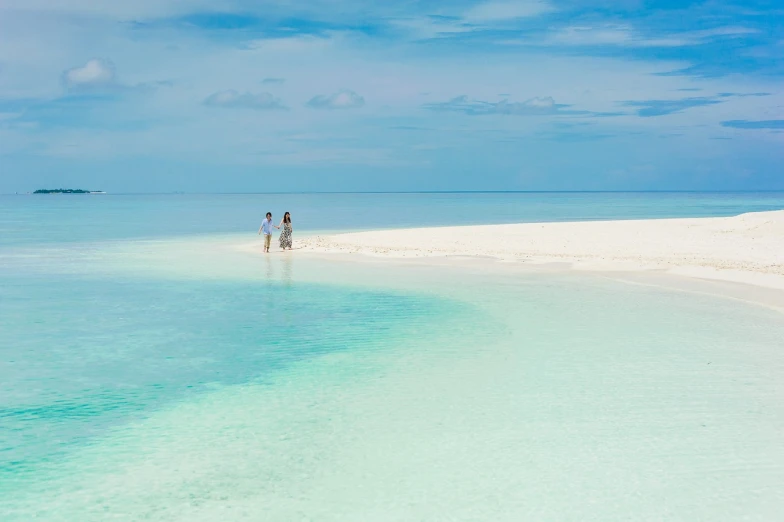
[264,233,271,252]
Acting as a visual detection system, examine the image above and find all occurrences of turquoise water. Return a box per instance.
[0,274,460,476]
[2,191,784,246]
[2,193,784,520]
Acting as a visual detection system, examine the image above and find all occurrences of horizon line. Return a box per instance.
[5,189,784,196]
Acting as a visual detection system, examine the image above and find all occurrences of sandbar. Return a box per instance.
[300,210,784,290]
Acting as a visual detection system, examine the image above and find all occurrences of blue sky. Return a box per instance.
[0,0,782,192]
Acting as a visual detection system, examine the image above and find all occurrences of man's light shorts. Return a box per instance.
[264,234,272,248]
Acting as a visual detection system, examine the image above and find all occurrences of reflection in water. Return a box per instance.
[281,253,293,287]
[259,252,293,287]
[278,254,294,329]
[263,252,273,281]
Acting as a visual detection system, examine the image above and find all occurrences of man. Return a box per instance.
[257,212,279,253]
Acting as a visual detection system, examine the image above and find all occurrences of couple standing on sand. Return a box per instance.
[258,211,293,253]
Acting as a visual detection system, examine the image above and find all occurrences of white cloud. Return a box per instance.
[687,26,759,39]
[61,59,116,90]
[246,35,335,53]
[464,0,553,23]
[424,95,560,115]
[203,90,287,110]
[538,24,760,48]
[0,112,24,121]
[521,96,555,109]
[549,26,635,46]
[390,17,474,39]
[307,90,365,109]
[0,0,232,20]
[545,26,687,47]
[393,1,554,39]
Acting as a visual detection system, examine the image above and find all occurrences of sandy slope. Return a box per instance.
[300,210,784,289]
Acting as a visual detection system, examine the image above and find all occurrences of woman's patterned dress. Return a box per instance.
[279,223,293,249]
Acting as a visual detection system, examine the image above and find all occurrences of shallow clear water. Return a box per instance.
[0,273,461,475]
[2,194,784,520]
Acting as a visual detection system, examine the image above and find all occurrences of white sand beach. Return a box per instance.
[301,210,784,290]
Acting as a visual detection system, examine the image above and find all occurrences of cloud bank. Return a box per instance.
[307,90,365,109]
[424,95,561,116]
[203,90,287,110]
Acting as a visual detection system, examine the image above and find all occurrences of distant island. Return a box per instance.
[33,189,105,194]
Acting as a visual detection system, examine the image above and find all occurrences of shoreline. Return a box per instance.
[298,210,784,291]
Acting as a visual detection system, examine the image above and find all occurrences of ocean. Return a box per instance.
[3,191,784,247]
[1,192,784,520]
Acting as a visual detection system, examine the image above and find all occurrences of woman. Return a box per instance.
[278,211,293,250]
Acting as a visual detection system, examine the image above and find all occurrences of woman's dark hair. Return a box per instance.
[283,212,291,224]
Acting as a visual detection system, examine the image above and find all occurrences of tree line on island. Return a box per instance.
[33,189,104,194]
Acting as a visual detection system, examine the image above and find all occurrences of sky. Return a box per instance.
[0,0,782,193]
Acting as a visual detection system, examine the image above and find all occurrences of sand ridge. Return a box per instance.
[299,210,784,289]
